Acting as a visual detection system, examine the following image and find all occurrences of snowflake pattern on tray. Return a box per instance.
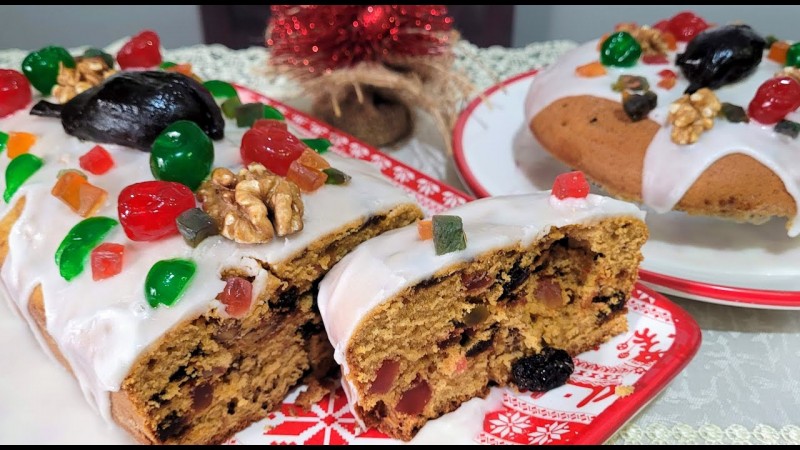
[228,87,701,445]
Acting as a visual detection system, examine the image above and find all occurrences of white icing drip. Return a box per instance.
[0,107,416,421]
[524,39,800,236]
[317,192,644,421]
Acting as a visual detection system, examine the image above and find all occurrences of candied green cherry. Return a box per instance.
[786,43,800,68]
[54,216,118,281]
[203,80,238,99]
[145,258,197,308]
[4,153,44,202]
[600,32,642,68]
[21,46,76,94]
[150,120,214,190]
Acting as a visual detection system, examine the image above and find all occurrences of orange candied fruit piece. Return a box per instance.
[575,61,607,78]
[657,76,677,90]
[662,32,678,51]
[286,159,327,192]
[417,219,433,240]
[7,131,36,158]
[768,41,790,65]
[165,63,202,82]
[51,171,108,217]
[296,148,330,171]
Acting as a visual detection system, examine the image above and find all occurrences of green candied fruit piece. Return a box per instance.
[432,215,467,256]
[611,75,649,92]
[720,102,750,123]
[765,35,779,49]
[159,61,178,69]
[262,105,285,121]
[176,208,219,247]
[150,120,214,191]
[54,216,118,281]
[4,153,44,203]
[600,32,642,68]
[786,43,800,68]
[235,103,285,127]
[203,80,238,99]
[302,138,331,154]
[83,48,115,69]
[775,120,800,139]
[221,96,242,119]
[145,258,197,308]
[0,131,8,152]
[21,45,76,94]
[322,167,351,185]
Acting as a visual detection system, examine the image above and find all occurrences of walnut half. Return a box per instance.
[197,163,304,244]
[667,88,722,145]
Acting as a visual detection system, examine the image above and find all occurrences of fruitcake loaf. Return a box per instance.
[318,187,648,441]
[525,12,800,235]
[0,70,422,443]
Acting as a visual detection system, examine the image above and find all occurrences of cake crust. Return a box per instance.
[530,95,796,224]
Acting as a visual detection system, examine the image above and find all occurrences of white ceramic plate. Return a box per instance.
[453,70,800,309]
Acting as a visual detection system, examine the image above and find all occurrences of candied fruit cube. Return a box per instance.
[286,159,327,192]
[91,242,125,281]
[369,359,400,395]
[575,61,607,78]
[52,171,108,217]
[79,145,114,175]
[662,32,678,51]
[642,54,668,65]
[768,41,790,65]
[395,378,431,415]
[417,219,433,240]
[176,207,219,247]
[432,215,466,255]
[657,76,677,90]
[7,131,36,158]
[296,148,330,171]
[0,131,8,152]
[322,167,351,185]
[552,171,590,200]
[216,277,253,318]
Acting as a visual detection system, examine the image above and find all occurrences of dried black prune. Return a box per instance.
[511,347,574,391]
[623,91,657,122]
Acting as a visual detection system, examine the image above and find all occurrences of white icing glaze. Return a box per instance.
[524,37,800,236]
[0,107,416,421]
[317,192,644,419]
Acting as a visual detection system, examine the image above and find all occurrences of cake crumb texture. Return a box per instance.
[345,216,647,441]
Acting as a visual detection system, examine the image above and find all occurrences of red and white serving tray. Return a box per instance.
[225,87,702,445]
[452,70,800,309]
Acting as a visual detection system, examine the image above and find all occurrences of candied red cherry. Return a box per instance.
[0,69,32,118]
[216,277,253,318]
[79,145,114,175]
[117,30,163,69]
[552,171,590,200]
[655,11,710,43]
[240,126,307,176]
[748,77,800,125]
[91,243,125,281]
[118,181,195,241]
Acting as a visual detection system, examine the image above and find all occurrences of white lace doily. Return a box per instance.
[2,39,799,446]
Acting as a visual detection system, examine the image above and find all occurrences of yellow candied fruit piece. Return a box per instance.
[51,171,108,217]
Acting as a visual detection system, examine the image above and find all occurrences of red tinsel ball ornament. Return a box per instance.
[267,5,453,76]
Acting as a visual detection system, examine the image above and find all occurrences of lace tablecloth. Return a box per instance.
[1,40,799,445]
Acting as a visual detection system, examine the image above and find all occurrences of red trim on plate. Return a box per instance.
[638,269,800,307]
[573,283,702,445]
[452,70,800,308]
[452,69,539,199]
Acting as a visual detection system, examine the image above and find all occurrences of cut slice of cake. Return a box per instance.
[318,182,648,441]
[0,72,422,444]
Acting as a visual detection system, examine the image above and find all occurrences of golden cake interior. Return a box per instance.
[346,216,648,441]
[1,197,422,444]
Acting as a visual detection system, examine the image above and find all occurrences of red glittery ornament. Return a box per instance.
[266,5,453,76]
